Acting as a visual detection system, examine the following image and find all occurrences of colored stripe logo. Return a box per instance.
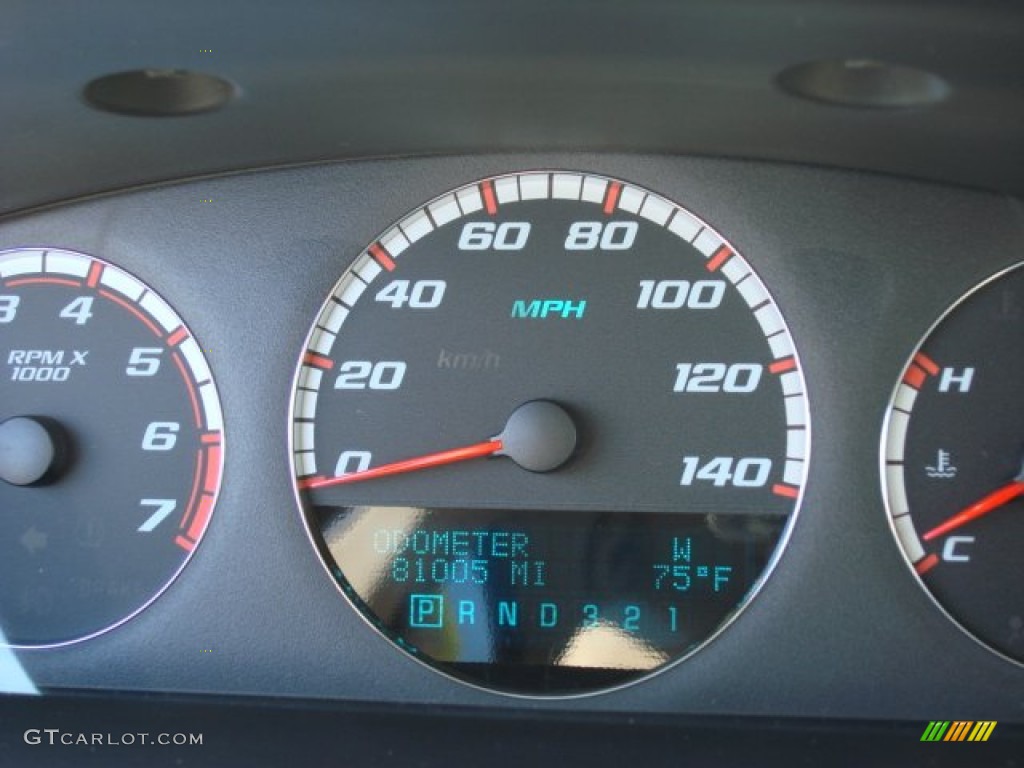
[921,721,997,742]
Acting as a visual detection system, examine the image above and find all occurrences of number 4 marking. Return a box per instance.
[59,296,94,325]
[138,499,177,532]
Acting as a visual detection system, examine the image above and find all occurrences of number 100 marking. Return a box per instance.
[637,279,724,309]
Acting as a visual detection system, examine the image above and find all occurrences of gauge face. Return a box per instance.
[291,172,809,695]
[0,248,223,647]
[883,262,1024,665]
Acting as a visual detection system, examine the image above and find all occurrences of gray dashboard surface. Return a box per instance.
[1,154,1022,721]
[3,1,1024,214]
[1,694,1021,768]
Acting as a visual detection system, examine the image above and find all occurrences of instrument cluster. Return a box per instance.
[0,155,1019,714]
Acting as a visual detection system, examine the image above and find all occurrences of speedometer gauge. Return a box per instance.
[0,248,223,648]
[883,262,1024,665]
[291,172,810,695]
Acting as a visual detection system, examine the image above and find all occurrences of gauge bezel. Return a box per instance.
[287,170,812,698]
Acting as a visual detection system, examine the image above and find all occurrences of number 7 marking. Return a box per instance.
[138,499,177,532]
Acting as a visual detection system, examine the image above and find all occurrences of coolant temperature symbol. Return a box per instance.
[926,450,957,479]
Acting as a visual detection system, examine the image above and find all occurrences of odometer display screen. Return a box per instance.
[320,506,784,691]
[291,172,809,695]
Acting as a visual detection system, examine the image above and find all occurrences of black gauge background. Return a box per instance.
[0,269,209,646]
[297,185,804,695]
[0,274,207,647]
[0,156,1019,721]
[301,198,798,514]
[899,264,1024,664]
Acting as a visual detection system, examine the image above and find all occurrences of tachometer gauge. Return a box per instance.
[291,172,810,695]
[883,262,1024,665]
[0,248,224,648]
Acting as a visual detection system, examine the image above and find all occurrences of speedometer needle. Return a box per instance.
[305,439,503,488]
[303,400,578,490]
[921,457,1024,541]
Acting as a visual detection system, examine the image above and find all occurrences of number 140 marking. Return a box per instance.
[679,456,771,487]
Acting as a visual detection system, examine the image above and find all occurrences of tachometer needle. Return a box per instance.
[302,399,578,490]
[921,457,1024,541]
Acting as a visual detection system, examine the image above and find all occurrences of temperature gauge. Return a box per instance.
[883,262,1024,665]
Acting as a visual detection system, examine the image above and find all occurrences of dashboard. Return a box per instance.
[2,1,1023,766]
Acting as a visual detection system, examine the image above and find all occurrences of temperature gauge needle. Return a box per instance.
[922,457,1024,541]
[303,400,577,490]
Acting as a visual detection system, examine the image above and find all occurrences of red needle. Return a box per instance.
[299,401,578,490]
[922,474,1024,541]
[303,439,503,489]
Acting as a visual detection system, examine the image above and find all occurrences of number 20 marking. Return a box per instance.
[335,361,406,390]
